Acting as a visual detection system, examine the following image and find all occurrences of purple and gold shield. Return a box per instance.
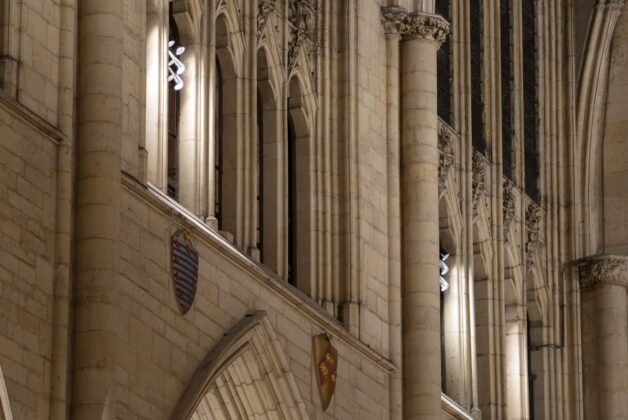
[171,230,199,315]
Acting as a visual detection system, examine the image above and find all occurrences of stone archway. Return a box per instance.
[170,311,310,420]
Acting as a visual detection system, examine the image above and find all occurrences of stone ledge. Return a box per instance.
[121,172,398,373]
[577,254,628,290]
[0,88,66,144]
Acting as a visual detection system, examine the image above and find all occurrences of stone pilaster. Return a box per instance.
[382,7,405,420]
[398,10,449,420]
[578,255,628,420]
[73,0,123,418]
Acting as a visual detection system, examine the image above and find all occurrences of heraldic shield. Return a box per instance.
[171,230,199,315]
[314,333,338,410]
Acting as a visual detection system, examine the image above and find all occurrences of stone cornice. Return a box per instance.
[381,7,449,45]
[578,255,628,290]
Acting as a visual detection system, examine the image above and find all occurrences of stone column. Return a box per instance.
[399,12,449,420]
[579,255,628,420]
[73,0,123,418]
[382,8,406,420]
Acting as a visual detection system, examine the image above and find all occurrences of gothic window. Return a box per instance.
[501,0,514,180]
[522,0,539,202]
[286,76,312,292]
[470,0,485,153]
[436,0,452,126]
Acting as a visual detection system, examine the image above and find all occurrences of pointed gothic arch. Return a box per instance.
[171,311,310,420]
[0,364,13,420]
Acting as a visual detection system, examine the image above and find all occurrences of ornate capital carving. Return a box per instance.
[438,121,455,196]
[402,13,449,45]
[503,181,516,240]
[578,255,628,290]
[381,6,408,36]
[525,202,543,270]
[257,0,276,41]
[380,8,449,44]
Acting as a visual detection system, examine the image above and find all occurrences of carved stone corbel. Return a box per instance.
[472,152,488,220]
[438,121,455,196]
[503,181,515,241]
[525,202,543,270]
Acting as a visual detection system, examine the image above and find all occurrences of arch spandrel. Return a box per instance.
[170,311,310,420]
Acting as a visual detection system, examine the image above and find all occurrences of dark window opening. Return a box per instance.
[501,0,513,180]
[522,0,539,202]
[167,7,181,199]
[287,115,297,286]
[215,59,223,229]
[436,0,452,126]
[470,0,485,153]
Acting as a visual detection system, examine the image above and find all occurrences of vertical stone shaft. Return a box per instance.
[73,0,123,419]
[596,283,628,420]
[400,13,448,420]
[382,7,405,419]
[579,256,628,420]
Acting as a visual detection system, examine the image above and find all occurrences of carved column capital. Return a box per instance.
[381,6,408,36]
[578,255,628,290]
[402,13,449,45]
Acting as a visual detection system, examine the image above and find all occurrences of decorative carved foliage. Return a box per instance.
[380,7,450,44]
[503,180,516,240]
[578,255,628,290]
[403,13,449,44]
[288,0,317,72]
[438,121,455,197]
[257,0,276,41]
[381,6,407,35]
[525,202,543,270]
[472,152,489,220]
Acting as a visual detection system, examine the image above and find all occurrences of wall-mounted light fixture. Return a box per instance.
[439,248,450,292]
[168,40,186,91]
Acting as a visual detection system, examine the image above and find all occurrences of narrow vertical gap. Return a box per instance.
[522,0,539,202]
[287,115,296,286]
[527,314,536,420]
[470,0,485,153]
[167,6,181,199]
[215,58,223,230]
[257,90,264,261]
[436,0,452,126]
[501,0,513,180]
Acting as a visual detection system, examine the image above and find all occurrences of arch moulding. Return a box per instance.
[170,310,310,420]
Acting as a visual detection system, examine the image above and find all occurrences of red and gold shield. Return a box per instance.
[313,333,338,410]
